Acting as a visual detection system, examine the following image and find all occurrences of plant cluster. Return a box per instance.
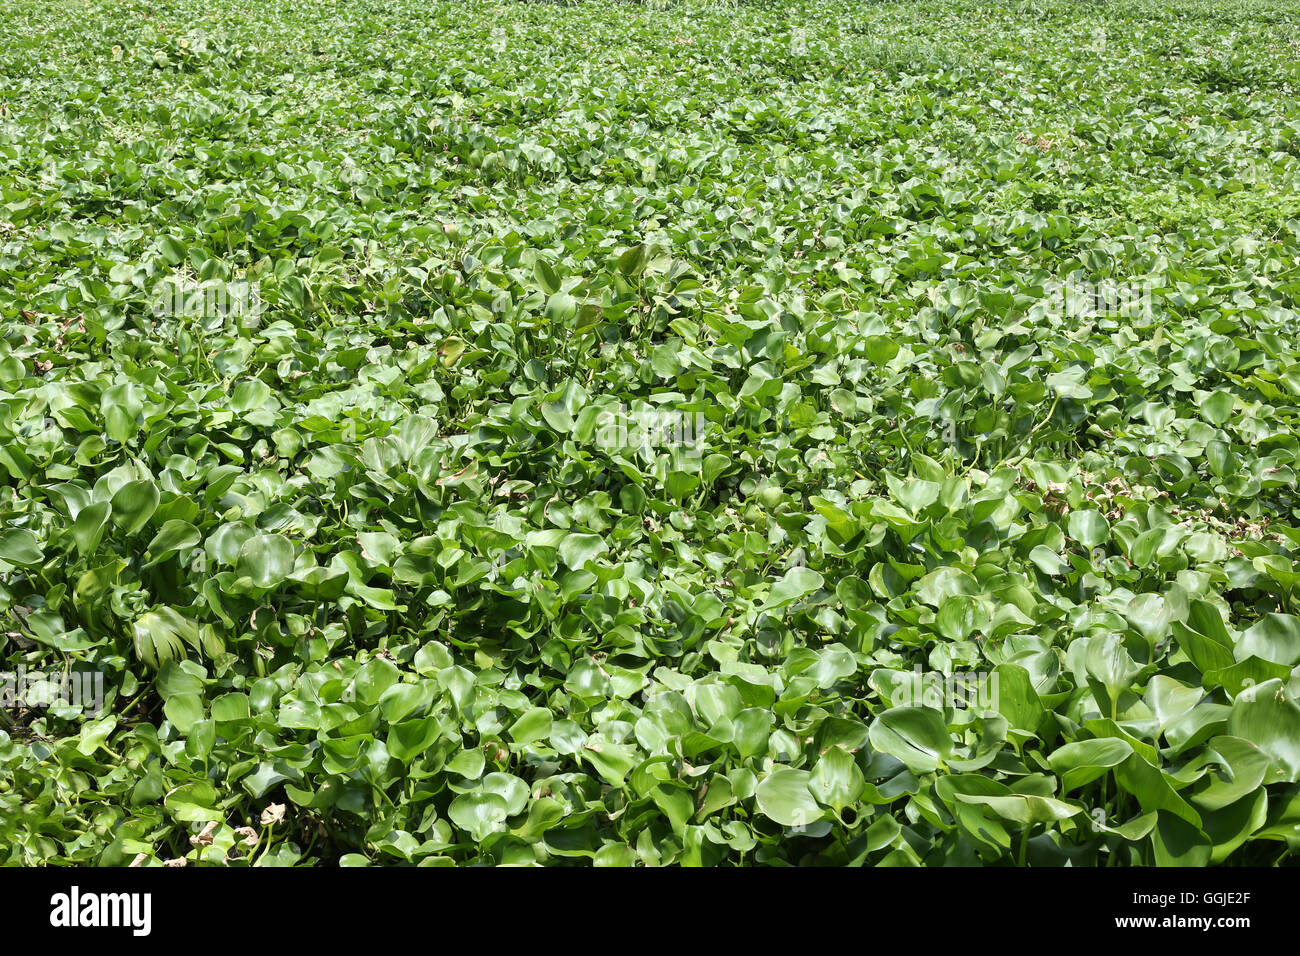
[2,0,1300,865]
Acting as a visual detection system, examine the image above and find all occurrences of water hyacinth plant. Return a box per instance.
[1,0,1300,867]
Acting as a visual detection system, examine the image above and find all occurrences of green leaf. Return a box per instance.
[616,244,647,277]
[387,716,442,763]
[508,708,553,745]
[809,746,865,812]
[954,791,1081,826]
[763,566,824,609]
[0,528,42,566]
[448,792,510,842]
[1067,509,1109,548]
[754,767,827,828]
[163,693,204,733]
[144,519,201,567]
[236,534,296,588]
[1048,738,1133,793]
[71,501,111,556]
[1227,679,1300,782]
[110,480,160,535]
[557,533,607,569]
[1237,614,1300,667]
[868,707,953,774]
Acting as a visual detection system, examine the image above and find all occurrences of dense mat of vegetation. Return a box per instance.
[2,0,1300,866]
